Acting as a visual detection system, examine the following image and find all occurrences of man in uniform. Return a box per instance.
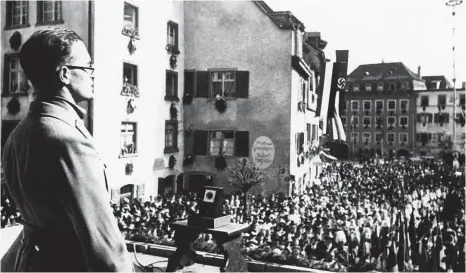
[1,28,132,272]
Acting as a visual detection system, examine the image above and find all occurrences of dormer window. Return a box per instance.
[388,83,396,91]
[365,83,372,92]
[377,83,384,91]
[401,81,409,91]
[353,84,360,92]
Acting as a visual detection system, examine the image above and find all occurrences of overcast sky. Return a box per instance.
[267,0,466,87]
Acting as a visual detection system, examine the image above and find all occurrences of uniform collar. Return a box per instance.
[28,94,87,126]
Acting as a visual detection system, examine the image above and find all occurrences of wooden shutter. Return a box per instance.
[184,70,196,96]
[299,133,305,153]
[193,130,208,155]
[235,131,249,157]
[434,113,439,123]
[184,131,193,155]
[196,71,209,98]
[236,71,249,98]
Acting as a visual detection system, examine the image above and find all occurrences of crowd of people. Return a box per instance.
[2,158,464,272]
[1,189,21,228]
[111,159,465,272]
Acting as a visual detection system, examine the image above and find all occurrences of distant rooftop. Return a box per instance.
[348,62,424,82]
[422,75,453,89]
[254,1,305,31]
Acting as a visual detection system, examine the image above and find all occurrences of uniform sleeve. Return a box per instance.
[55,133,133,272]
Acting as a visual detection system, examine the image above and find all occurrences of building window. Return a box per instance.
[388,83,396,91]
[375,116,383,127]
[306,76,314,109]
[460,94,465,108]
[122,63,138,96]
[351,132,359,143]
[211,71,236,98]
[377,83,384,91]
[400,99,409,111]
[387,133,395,144]
[375,132,383,143]
[363,116,371,128]
[365,83,372,92]
[164,120,178,153]
[363,100,371,111]
[167,21,178,49]
[388,100,396,111]
[37,1,63,25]
[351,100,359,111]
[165,70,178,101]
[363,133,371,144]
[352,116,359,127]
[375,100,384,112]
[3,54,29,96]
[401,81,409,91]
[210,131,235,156]
[399,116,408,127]
[435,113,450,124]
[120,122,137,156]
[123,2,138,30]
[306,124,311,144]
[352,84,360,92]
[438,95,446,108]
[399,133,408,144]
[5,1,29,29]
[432,133,438,142]
[341,117,347,127]
[421,96,429,107]
[311,125,317,142]
[387,116,396,127]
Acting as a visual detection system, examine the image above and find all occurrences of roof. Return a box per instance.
[254,1,305,31]
[422,75,453,89]
[347,62,424,82]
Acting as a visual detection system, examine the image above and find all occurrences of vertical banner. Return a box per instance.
[327,50,349,140]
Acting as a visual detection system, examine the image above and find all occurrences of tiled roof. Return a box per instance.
[254,1,305,31]
[347,62,424,82]
[422,75,453,88]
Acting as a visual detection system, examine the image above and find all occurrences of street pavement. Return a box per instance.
[1,226,219,273]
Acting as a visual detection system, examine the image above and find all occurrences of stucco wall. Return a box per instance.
[1,1,90,121]
[183,1,292,195]
[93,0,184,200]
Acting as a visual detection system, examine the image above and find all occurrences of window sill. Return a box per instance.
[35,20,64,27]
[4,24,30,31]
[164,147,179,154]
[164,95,180,102]
[2,91,29,98]
[119,153,139,159]
[206,97,237,102]
[122,32,140,40]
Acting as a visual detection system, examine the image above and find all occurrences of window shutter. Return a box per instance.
[195,71,209,98]
[37,1,43,23]
[184,70,196,96]
[417,114,421,122]
[299,133,305,153]
[174,122,178,148]
[434,114,439,123]
[193,130,208,155]
[184,131,193,155]
[236,71,249,98]
[235,131,249,157]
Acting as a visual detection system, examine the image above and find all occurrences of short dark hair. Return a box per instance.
[20,28,83,89]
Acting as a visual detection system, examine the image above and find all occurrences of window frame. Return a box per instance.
[362,132,371,144]
[375,100,384,112]
[351,100,359,111]
[123,62,138,86]
[399,133,408,144]
[400,99,409,111]
[208,69,237,99]
[401,81,409,91]
[123,2,139,38]
[341,116,347,127]
[459,94,465,107]
[167,20,179,49]
[387,99,396,111]
[363,116,371,127]
[438,94,447,107]
[352,83,360,92]
[363,100,372,111]
[387,116,396,126]
[421,96,429,107]
[387,133,396,143]
[377,83,384,92]
[165,70,178,101]
[164,120,179,153]
[119,121,138,158]
[399,116,409,127]
[208,130,236,156]
[388,83,396,91]
[374,132,383,143]
[365,83,372,92]
[36,0,64,26]
[2,53,29,97]
[352,116,359,127]
[4,1,30,30]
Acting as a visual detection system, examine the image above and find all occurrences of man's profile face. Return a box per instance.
[66,41,94,102]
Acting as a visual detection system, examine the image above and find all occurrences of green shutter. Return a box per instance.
[235,131,250,157]
[184,70,196,96]
[196,71,209,98]
[236,71,249,98]
[193,130,208,155]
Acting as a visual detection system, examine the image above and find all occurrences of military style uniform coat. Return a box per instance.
[1,95,133,272]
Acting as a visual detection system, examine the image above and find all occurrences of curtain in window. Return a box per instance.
[210,132,222,155]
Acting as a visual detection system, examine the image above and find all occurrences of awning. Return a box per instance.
[319,150,337,161]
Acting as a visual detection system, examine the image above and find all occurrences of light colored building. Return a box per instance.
[414,81,465,156]
[181,1,322,196]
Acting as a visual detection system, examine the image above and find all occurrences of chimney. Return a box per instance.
[417,65,421,78]
[462,82,465,89]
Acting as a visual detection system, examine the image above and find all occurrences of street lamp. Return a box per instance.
[446,0,463,154]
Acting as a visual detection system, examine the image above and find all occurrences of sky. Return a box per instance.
[267,0,466,87]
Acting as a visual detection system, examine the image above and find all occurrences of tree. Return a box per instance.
[228,158,265,219]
